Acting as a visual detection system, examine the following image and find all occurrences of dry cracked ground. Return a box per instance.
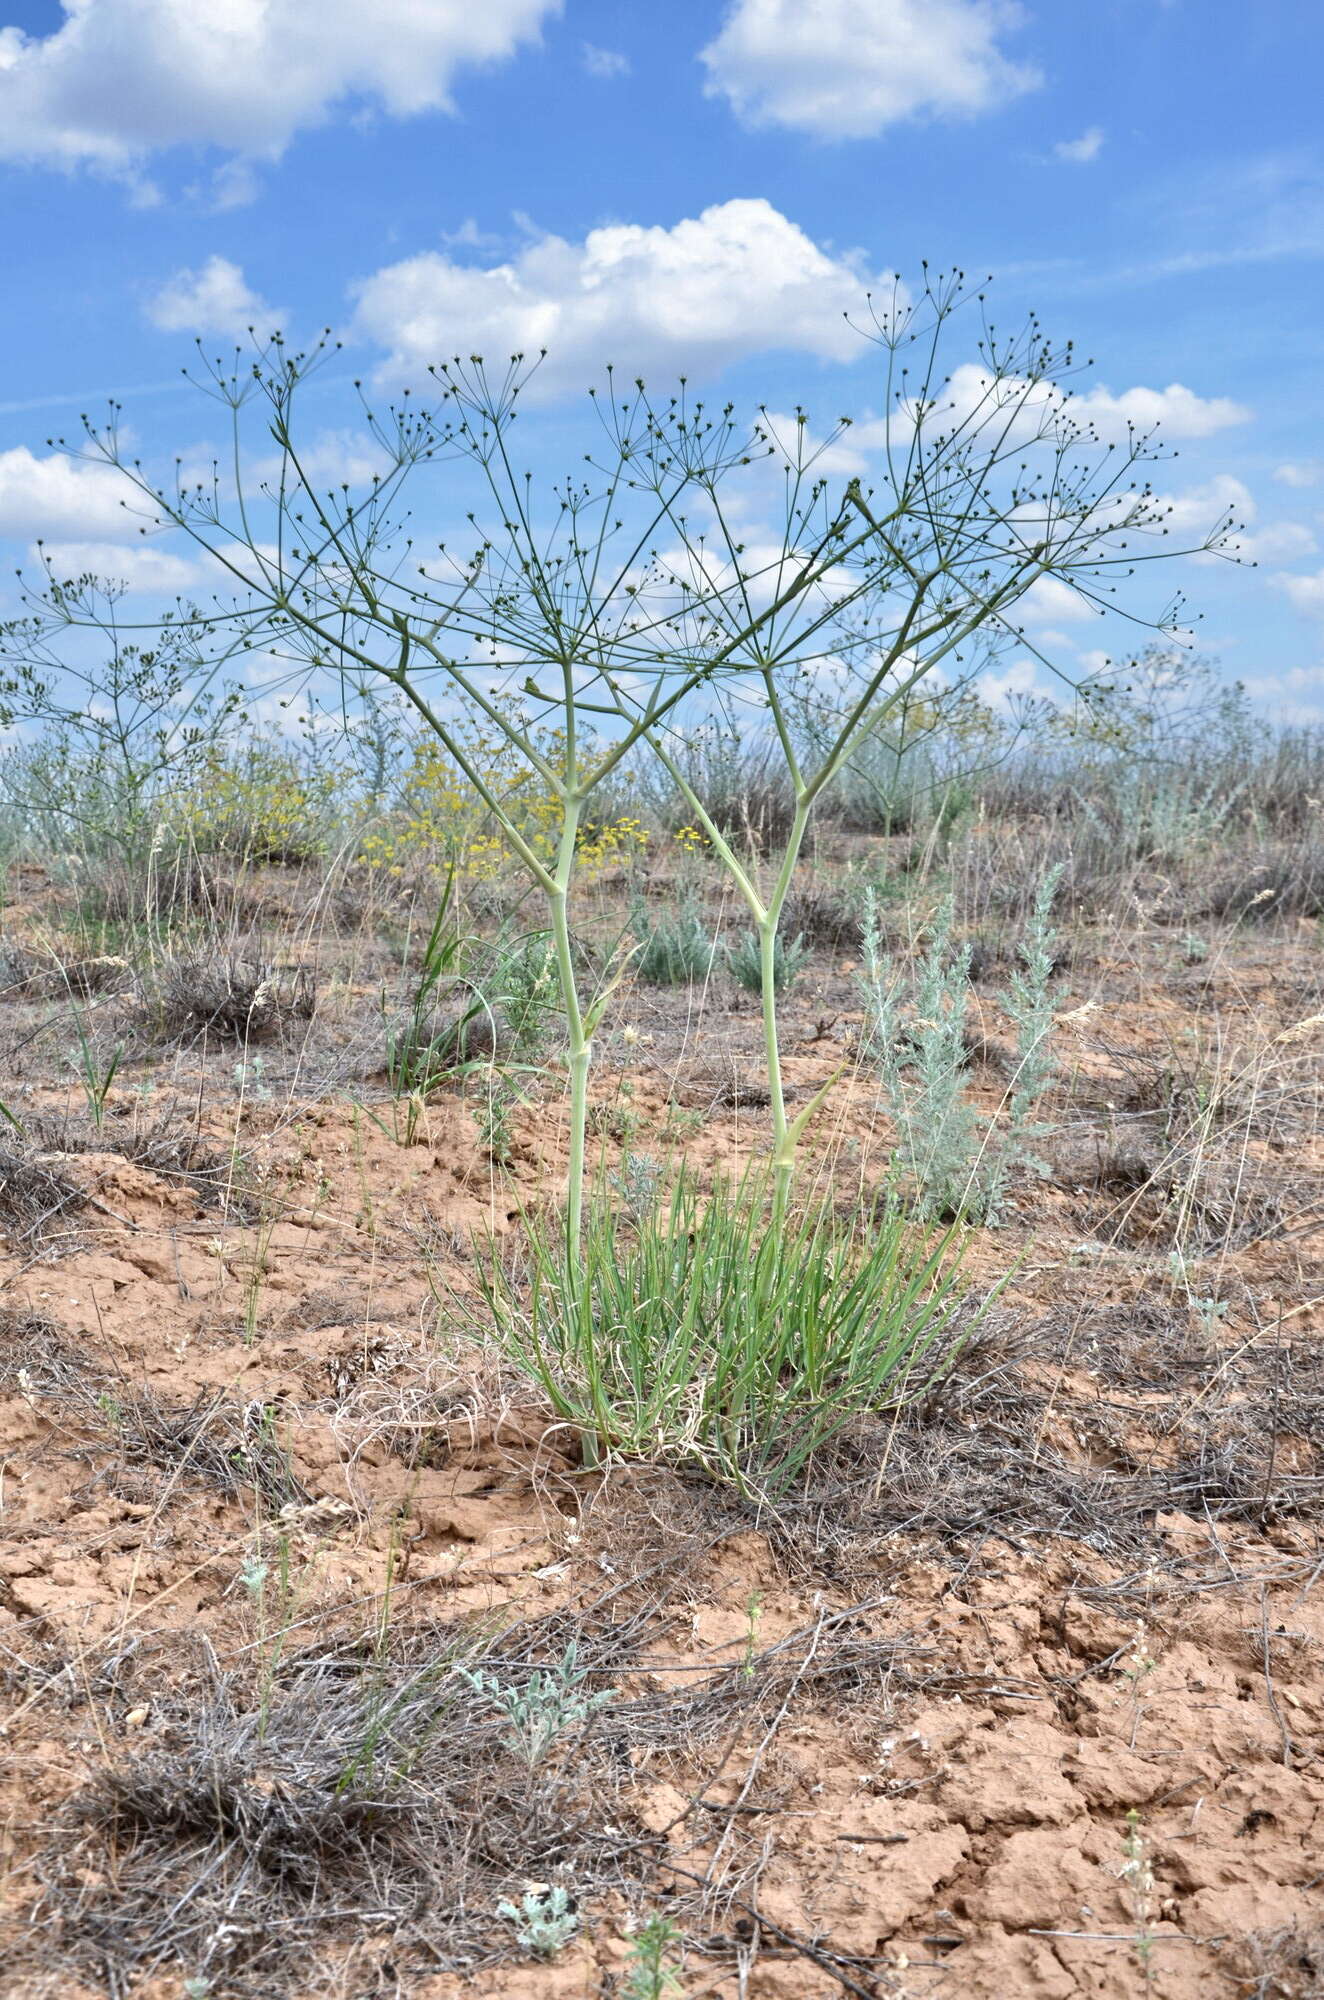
[1,857,1322,2000]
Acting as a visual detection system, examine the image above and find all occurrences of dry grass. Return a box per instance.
[764,1301,1324,1564]
[32,1105,257,1219]
[1231,1924,1324,1999]
[15,1600,927,1997]
[0,1144,88,1252]
[89,1386,310,1509]
[145,953,318,1046]
[779,881,863,951]
[0,1302,99,1395]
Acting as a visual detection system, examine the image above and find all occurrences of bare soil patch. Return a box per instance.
[1,860,1321,1999]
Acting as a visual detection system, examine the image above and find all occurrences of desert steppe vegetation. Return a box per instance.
[1,311,1322,2000]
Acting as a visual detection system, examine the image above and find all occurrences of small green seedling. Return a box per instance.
[497,1883,579,1957]
[623,1913,684,1999]
[457,1640,614,1768]
[1119,1807,1158,1986]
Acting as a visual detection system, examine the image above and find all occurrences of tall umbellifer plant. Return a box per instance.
[0,612,241,872]
[635,272,1233,1218]
[6,344,898,1261]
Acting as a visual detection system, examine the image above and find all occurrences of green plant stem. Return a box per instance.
[759,917,789,1220]
[547,796,588,1277]
[759,796,811,1227]
[648,736,818,1218]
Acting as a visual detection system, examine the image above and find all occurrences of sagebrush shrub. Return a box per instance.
[632,899,714,985]
[860,895,977,1218]
[859,870,1062,1220]
[496,931,560,1061]
[727,928,808,995]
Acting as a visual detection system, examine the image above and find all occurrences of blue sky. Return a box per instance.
[1,0,1322,719]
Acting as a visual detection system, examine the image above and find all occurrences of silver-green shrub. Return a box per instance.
[455,1639,613,1769]
[496,1884,579,1957]
[632,898,715,985]
[859,868,1062,1221]
[727,927,808,995]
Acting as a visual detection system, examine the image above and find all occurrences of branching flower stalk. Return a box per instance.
[636,272,1230,1214]
[0,615,242,871]
[8,347,889,1264]
[5,274,1231,1250]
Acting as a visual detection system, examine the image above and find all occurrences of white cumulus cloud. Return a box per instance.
[1018,575,1101,626]
[1274,461,1321,489]
[699,0,1040,139]
[940,363,1250,443]
[581,43,630,79]
[1239,665,1324,724]
[147,256,283,339]
[26,540,200,593]
[0,0,558,178]
[1154,474,1253,542]
[1069,380,1249,439]
[1150,474,1315,566]
[250,429,394,490]
[758,368,1247,482]
[978,656,1044,710]
[1237,521,1318,565]
[0,447,141,540]
[1273,568,1324,617]
[353,198,887,394]
[1054,127,1104,163]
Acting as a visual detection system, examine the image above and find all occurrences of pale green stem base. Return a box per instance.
[759,797,811,1230]
[547,798,589,1280]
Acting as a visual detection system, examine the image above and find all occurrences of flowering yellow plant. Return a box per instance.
[359,725,648,882]
[170,741,338,862]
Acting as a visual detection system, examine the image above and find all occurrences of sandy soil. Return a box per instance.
[1,880,1322,1999]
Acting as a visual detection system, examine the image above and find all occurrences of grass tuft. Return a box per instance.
[147,954,317,1045]
[726,927,808,995]
[477,1169,981,1497]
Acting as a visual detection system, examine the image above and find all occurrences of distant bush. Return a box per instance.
[727,927,808,996]
[634,724,796,855]
[359,721,647,883]
[172,738,341,865]
[632,899,715,984]
[147,954,317,1046]
[858,870,1062,1222]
